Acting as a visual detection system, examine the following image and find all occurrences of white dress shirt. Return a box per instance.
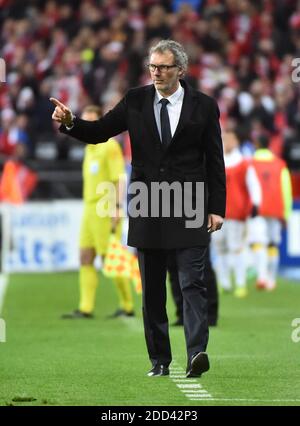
[153,83,184,141]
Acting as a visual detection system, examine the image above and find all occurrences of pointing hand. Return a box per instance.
[50,97,73,127]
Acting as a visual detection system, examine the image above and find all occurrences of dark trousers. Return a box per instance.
[168,247,219,326]
[137,246,208,367]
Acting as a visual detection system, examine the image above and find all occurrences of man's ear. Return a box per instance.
[178,68,185,77]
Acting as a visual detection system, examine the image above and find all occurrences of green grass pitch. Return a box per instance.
[0,272,300,406]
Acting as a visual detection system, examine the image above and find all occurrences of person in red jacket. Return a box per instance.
[212,130,261,298]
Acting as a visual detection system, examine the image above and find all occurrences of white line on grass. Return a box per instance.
[170,362,213,401]
[170,363,300,403]
[117,316,300,404]
[0,206,11,315]
[187,398,300,403]
[0,274,8,314]
[116,302,300,404]
[118,316,213,401]
[188,395,213,399]
[176,384,203,389]
[170,375,187,378]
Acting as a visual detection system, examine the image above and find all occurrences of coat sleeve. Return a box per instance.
[203,98,226,217]
[59,95,128,144]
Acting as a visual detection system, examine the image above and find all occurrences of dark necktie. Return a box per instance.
[159,98,172,149]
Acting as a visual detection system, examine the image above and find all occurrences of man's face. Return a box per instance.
[149,50,183,96]
[223,131,238,154]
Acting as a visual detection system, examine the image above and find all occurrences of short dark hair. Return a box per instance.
[257,134,269,149]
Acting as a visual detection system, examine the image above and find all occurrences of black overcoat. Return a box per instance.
[61,80,226,249]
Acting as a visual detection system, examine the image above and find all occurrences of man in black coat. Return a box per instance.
[51,40,226,378]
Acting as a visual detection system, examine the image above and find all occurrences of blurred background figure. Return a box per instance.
[248,134,292,291]
[211,130,261,298]
[62,104,134,319]
[0,109,28,161]
[0,108,37,204]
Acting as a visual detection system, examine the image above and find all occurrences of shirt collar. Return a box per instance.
[154,83,184,106]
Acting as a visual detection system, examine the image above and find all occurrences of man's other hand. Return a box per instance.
[50,97,73,127]
[207,213,223,233]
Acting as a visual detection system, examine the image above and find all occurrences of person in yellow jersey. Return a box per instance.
[62,104,134,319]
[248,134,293,291]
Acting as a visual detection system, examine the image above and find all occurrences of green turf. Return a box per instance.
[0,272,300,406]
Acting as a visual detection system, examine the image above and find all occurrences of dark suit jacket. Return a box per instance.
[60,79,226,249]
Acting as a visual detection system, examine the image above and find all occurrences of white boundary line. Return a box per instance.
[0,205,11,315]
[0,274,8,314]
[187,398,300,403]
[170,362,300,404]
[170,362,213,401]
[101,302,300,405]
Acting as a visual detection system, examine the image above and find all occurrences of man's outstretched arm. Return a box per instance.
[50,96,128,144]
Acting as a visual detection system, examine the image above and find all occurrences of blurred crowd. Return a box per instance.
[1,0,300,172]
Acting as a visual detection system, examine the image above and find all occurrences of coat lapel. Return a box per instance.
[171,80,198,144]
